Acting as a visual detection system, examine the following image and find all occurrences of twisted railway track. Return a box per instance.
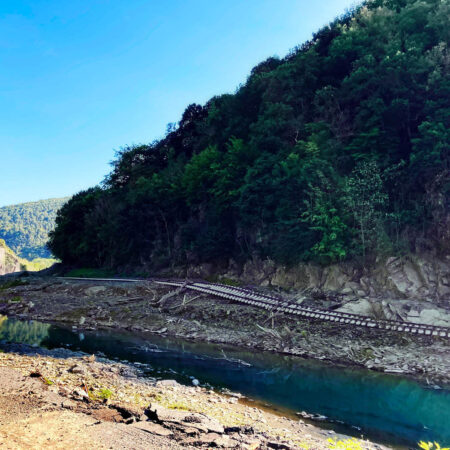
[154,280,450,339]
[60,277,450,338]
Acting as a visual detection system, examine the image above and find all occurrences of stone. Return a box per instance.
[155,379,179,387]
[72,387,88,399]
[225,425,254,435]
[147,403,224,434]
[227,392,242,398]
[61,399,77,409]
[417,308,450,327]
[59,386,71,396]
[85,286,107,296]
[229,253,450,301]
[132,421,173,436]
[243,440,263,450]
[112,403,145,421]
[69,365,87,375]
[322,265,349,291]
[267,442,292,449]
[336,298,373,316]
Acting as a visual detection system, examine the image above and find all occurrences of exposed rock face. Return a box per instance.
[179,253,450,306]
[0,244,21,276]
[336,298,450,326]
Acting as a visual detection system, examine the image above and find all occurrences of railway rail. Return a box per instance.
[154,280,450,338]
[60,277,450,338]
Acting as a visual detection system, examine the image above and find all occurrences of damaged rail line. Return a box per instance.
[60,277,450,338]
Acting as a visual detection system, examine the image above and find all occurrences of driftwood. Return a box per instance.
[157,283,188,308]
[256,324,281,340]
[220,350,252,367]
[261,310,284,328]
[167,293,204,310]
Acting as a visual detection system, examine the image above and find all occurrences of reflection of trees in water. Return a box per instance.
[0,315,50,345]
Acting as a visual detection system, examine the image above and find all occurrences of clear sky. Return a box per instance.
[0,0,356,207]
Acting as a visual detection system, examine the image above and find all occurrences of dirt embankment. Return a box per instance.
[0,348,383,449]
[0,277,449,386]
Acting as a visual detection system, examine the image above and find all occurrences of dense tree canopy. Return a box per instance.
[0,198,68,259]
[49,0,450,270]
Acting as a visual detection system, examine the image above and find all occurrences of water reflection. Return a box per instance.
[0,315,50,345]
[0,316,449,446]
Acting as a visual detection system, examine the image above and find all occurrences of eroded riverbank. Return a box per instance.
[1,276,449,387]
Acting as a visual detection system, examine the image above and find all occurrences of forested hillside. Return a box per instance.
[0,239,56,274]
[49,0,449,270]
[0,198,68,259]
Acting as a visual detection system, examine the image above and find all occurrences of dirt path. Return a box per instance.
[0,366,180,449]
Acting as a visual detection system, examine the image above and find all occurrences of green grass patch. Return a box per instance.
[328,438,363,450]
[0,279,29,290]
[166,401,190,411]
[97,388,113,400]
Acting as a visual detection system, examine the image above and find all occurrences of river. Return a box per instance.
[0,316,449,447]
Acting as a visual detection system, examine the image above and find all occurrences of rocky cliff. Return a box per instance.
[0,240,22,276]
[181,253,450,309]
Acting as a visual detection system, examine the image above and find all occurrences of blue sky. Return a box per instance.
[0,0,356,207]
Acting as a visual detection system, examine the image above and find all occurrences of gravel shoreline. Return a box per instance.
[0,345,388,449]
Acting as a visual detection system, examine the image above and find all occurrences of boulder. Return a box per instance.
[336,298,373,316]
[155,379,180,387]
[412,308,450,327]
[146,403,224,434]
[84,286,107,296]
[132,421,173,436]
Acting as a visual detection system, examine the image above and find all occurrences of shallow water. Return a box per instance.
[0,316,449,446]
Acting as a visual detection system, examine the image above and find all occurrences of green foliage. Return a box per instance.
[0,279,28,290]
[166,401,190,411]
[302,176,347,264]
[0,238,56,274]
[418,442,450,450]
[22,258,59,272]
[0,198,68,259]
[343,160,388,262]
[49,0,450,270]
[96,388,113,400]
[327,438,363,450]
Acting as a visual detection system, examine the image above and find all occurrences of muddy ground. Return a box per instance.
[0,277,449,387]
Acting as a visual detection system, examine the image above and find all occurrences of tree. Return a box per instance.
[344,161,388,263]
[302,180,347,264]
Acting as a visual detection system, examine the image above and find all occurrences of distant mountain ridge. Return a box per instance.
[0,198,69,259]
